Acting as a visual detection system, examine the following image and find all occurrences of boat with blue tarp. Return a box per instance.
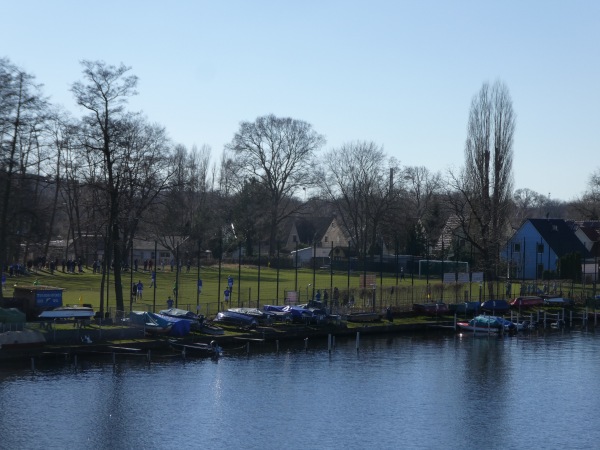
[456,315,516,334]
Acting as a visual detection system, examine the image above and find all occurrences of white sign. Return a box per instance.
[443,273,456,283]
[471,272,484,283]
[457,272,470,283]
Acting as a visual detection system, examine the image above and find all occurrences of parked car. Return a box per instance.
[510,296,544,308]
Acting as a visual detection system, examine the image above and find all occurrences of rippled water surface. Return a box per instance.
[2,330,600,450]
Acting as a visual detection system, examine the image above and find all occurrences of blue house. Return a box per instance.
[502,219,589,280]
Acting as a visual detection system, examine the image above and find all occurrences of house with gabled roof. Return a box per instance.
[502,218,590,280]
[286,216,353,266]
[574,221,600,257]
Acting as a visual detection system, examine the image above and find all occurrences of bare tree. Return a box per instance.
[0,58,49,298]
[226,114,325,255]
[574,169,600,220]
[401,166,444,254]
[321,141,400,259]
[447,80,516,295]
[71,60,138,313]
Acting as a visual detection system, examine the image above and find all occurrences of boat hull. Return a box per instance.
[456,322,502,334]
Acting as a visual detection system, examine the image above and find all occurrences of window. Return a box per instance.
[324,236,328,243]
[537,244,544,254]
[292,235,297,243]
[513,243,521,252]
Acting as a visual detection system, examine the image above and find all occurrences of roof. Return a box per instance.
[294,216,334,244]
[528,218,590,258]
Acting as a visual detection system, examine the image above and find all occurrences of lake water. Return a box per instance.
[2,329,600,450]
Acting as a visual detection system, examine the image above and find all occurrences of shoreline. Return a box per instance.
[2,310,594,364]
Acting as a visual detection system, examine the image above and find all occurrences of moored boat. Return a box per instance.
[412,302,449,316]
[228,307,275,324]
[449,302,481,315]
[0,329,46,349]
[345,312,382,323]
[214,310,258,328]
[159,307,204,331]
[457,315,516,334]
[480,300,511,314]
[39,306,95,319]
[199,322,225,335]
[127,311,173,335]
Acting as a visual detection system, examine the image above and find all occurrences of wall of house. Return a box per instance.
[503,221,558,280]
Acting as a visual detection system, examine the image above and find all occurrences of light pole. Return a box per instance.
[129,234,134,313]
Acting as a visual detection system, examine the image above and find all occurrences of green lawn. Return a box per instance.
[6,264,591,317]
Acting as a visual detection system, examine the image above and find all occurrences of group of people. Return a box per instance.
[312,287,341,306]
[131,280,144,302]
[223,276,234,302]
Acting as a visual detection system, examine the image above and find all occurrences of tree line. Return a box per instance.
[1,57,599,310]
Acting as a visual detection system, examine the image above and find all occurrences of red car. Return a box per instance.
[510,296,544,308]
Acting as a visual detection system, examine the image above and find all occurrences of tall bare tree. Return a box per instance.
[448,80,515,294]
[0,58,49,298]
[226,114,325,255]
[71,60,138,313]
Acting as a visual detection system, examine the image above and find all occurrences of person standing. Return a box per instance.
[136,280,143,301]
[224,288,231,303]
[166,296,174,309]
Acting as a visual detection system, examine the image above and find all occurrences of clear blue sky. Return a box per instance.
[5,0,599,201]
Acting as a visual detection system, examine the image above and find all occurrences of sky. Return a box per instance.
[4,0,599,201]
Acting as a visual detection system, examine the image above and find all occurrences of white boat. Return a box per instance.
[39,306,95,319]
[0,330,46,350]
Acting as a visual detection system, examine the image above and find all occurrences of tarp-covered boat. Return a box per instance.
[128,311,174,335]
[214,310,258,328]
[152,313,191,336]
[228,307,276,324]
[457,315,516,334]
[0,307,26,323]
[159,307,203,330]
[480,300,511,313]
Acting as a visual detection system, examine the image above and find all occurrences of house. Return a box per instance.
[502,219,590,280]
[287,216,350,266]
[574,221,600,257]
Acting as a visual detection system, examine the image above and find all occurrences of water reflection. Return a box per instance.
[2,332,600,449]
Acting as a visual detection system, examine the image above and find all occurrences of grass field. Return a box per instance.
[5,263,590,318]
